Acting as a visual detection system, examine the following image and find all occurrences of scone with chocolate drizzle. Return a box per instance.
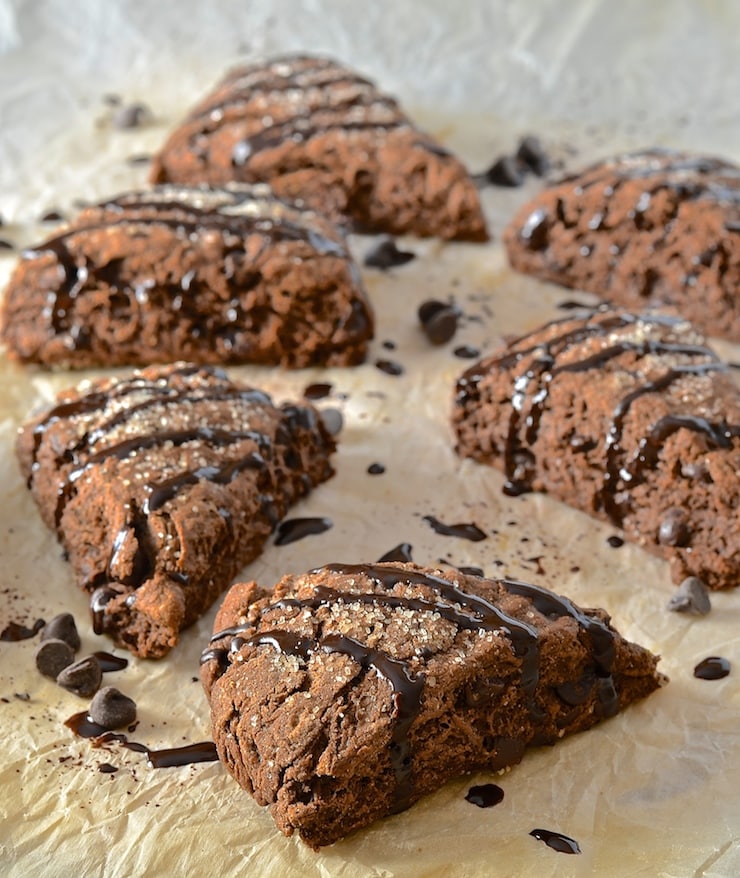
[453,306,740,589]
[201,562,664,849]
[503,149,740,341]
[1,183,373,369]
[150,54,488,241]
[17,363,336,657]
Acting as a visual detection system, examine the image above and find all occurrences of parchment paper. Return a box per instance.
[1,2,739,876]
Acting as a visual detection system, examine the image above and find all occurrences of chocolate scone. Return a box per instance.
[453,307,740,590]
[17,364,336,657]
[1,183,373,369]
[201,562,664,849]
[149,54,488,241]
[503,149,740,341]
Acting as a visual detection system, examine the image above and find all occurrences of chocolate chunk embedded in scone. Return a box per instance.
[453,307,740,589]
[17,364,336,657]
[503,149,740,342]
[201,562,664,849]
[1,183,373,369]
[149,55,488,242]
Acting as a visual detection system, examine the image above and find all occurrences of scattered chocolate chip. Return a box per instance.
[35,638,75,679]
[112,103,151,130]
[56,655,103,697]
[363,238,415,270]
[516,135,550,176]
[41,613,81,652]
[98,763,119,774]
[606,535,624,548]
[658,507,691,547]
[485,155,525,187]
[381,339,396,350]
[375,359,404,376]
[89,686,137,729]
[667,576,711,615]
[40,210,65,223]
[319,407,343,436]
[0,238,14,251]
[367,462,385,475]
[418,299,460,346]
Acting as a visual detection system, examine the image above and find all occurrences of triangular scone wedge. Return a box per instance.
[1,183,373,369]
[16,363,336,657]
[201,561,664,849]
[453,306,740,589]
[150,55,488,242]
[503,149,740,342]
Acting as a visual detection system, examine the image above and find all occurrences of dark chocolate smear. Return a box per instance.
[1,618,45,642]
[422,515,487,542]
[378,543,413,562]
[364,238,416,269]
[530,828,582,854]
[274,516,333,546]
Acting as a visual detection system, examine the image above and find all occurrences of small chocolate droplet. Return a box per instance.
[453,344,480,360]
[367,462,385,475]
[466,783,504,807]
[363,238,415,270]
[40,210,65,223]
[421,306,459,346]
[57,655,103,697]
[89,686,138,729]
[606,535,624,548]
[375,359,404,376]
[35,639,75,679]
[303,382,332,400]
[378,543,413,563]
[520,208,550,251]
[0,238,14,251]
[693,656,730,680]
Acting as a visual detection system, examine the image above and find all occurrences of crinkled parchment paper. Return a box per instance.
[1,2,739,876]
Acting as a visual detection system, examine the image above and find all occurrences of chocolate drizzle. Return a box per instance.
[456,308,737,527]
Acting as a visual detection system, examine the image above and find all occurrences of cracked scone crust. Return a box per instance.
[1,183,373,369]
[17,363,336,657]
[150,54,488,242]
[503,149,740,341]
[453,307,740,589]
[201,561,663,848]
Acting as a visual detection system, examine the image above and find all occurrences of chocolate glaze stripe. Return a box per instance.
[602,362,726,523]
[320,563,541,696]
[29,365,208,472]
[54,426,270,528]
[621,414,740,486]
[68,386,271,459]
[231,116,408,168]
[501,578,615,674]
[192,74,394,131]
[204,627,424,813]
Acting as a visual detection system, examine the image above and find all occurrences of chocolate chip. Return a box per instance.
[56,655,102,697]
[658,507,691,547]
[363,238,416,270]
[667,576,711,615]
[375,359,404,376]
[485,155,526,187]
[89,686,137,729]
[516,135,550,176]
[35,639,75,679]
[112,103,151,130]
[41,613,81,652]
[418,299,459,346]
[40,210,65,223]
[319,407,343,436]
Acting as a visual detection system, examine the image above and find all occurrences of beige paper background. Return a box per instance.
[1,2,739,875]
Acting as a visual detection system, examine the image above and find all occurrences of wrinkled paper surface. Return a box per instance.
[1,2,739,876]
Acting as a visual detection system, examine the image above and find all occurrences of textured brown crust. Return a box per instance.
[201,561,664,848]
[453,307,740,590]
[17,364,336,657]
[503,149,740,341]
[1,183,373,369]
[149,55,488,242]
